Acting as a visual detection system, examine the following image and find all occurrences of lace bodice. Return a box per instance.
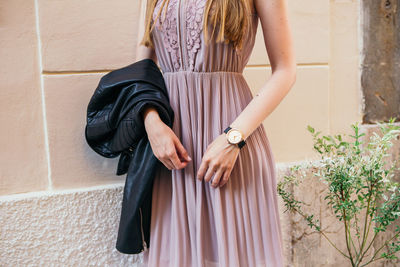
[152,0,206,71]
[150,0,258,73]
[152,0,181,69]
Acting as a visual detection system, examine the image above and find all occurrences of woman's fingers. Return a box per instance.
[174,137,191,162]
[197,156,209,180]
[161,158,174,170]
[158,140,187,169]
[199,160,231,187]
[203,163,218,183]
[155,148,174,170]
[218,168,232,187]
[148,122,191,170]
[211,168,225,187]
[168,148,187,169]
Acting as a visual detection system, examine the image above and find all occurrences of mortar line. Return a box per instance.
[34,0,53,190]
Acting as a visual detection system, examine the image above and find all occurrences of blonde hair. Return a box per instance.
[140,0,254,51]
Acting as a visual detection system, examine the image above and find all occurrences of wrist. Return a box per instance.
[143,106,160,122]
[143,107,163,129]
[223,125,247,149]
[227,124,248,140]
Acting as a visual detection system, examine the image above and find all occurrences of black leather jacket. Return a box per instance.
[84,58,174,254]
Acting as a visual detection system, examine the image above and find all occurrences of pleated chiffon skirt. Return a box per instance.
[142,71,284,267]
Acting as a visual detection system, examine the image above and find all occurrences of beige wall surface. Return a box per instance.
[0,0,48,195]
[1,0,142,196]
[0,0,361,196]
[246,0,361,162]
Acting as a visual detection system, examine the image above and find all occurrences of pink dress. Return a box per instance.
[142,0,284,266]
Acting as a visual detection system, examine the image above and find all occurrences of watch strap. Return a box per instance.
[223,126,232,134]
[238,139,246,149]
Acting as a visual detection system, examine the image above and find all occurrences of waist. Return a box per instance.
[162,70,244,76]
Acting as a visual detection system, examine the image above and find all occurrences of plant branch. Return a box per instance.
[342,199,355,265]
[287,199,350,259]
[356,190,378,265]
[358,182,374,263]
[359,231,400,267]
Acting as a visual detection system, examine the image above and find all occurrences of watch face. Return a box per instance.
[227,130,242,144]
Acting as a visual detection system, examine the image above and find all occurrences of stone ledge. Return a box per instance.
[0,183,145,267]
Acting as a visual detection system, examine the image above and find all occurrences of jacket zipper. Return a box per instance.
[139,207,148,252]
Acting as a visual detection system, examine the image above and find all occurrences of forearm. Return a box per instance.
[230,68,296,140]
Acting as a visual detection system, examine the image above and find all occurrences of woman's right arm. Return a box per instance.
[137,45,191,170]
[135,44,164,133]
[137,63,192,170]
[135,31,191,170]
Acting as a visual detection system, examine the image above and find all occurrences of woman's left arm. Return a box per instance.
[230,0,297,139]
[196,0,296,187]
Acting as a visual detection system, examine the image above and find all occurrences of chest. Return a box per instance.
[152,0,207,32]
[151,0,208,70]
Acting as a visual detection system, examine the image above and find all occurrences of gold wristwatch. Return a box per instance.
[223,126,246,149]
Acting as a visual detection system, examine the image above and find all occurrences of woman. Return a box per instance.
[136,0,296,266]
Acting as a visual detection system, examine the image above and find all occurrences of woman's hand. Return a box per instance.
[197,133,240,188]
[143,106,191,170]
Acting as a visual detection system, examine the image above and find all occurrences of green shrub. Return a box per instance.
[278,118,400,266]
